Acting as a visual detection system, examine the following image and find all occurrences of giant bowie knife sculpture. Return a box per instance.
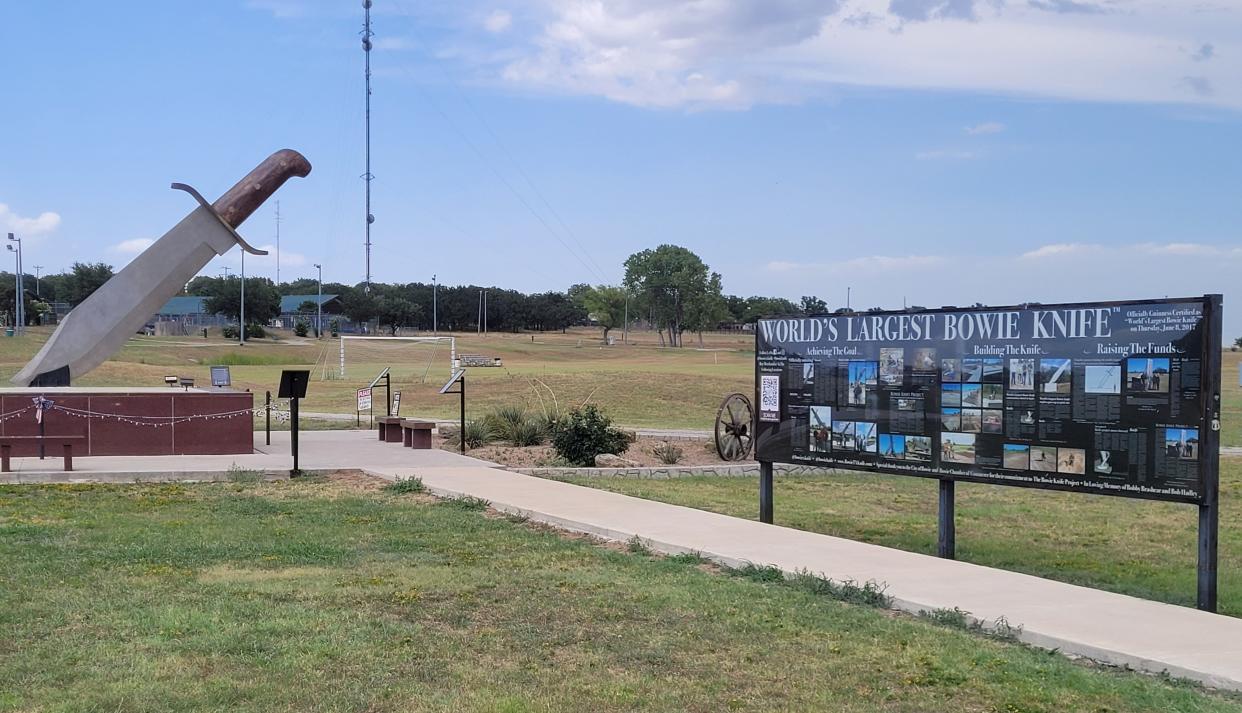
[12,149,312,387]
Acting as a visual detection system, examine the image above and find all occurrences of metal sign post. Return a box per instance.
[440,369,466,454]
[1198,293,1223,612]
[279,370,310,476]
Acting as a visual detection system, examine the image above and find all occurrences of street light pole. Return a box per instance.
[314,263,322,338]
[432,273,437,335]
[6,234,22,335]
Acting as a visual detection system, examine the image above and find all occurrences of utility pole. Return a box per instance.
[32,265,42,298]
[274,200,281,285]
[361,0,375,292]
[314,263,323,339]
[622,291,629,344]
[477,289,482,335]
[484,289,488,336]
[432,273,437,335]
[240,251,246,345]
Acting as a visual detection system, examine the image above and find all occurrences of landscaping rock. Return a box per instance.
[595,453,640,467]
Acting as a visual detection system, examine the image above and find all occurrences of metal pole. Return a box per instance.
[275,200,281,285]
[477,290,482,335]
[239,252,246,344]
[265,390,271,446]
[759,461,773,524]
[290,396,300,475]
[484,290,487,335]
[1198,293,1223,612]
[362,0,374,290]
[938,479,956,559]
[459,376,466,455]
[622,292,629,344]
[7,233,17,334]
[385,371,391,417]
[314,263,322,338]
[432,274,437,335]
[32,265,41,299]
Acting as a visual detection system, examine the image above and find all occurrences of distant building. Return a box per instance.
[276,294,341,330]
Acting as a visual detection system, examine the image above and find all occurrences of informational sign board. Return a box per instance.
[356,387,373,412]
[391,391,401,417]
[210,365,231,387]
[755,297,1220,504]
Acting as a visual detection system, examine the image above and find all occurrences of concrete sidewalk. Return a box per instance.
[385,463,1242,692]
[3,428,1241,692]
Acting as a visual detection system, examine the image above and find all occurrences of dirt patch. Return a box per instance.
[446,436,752,469]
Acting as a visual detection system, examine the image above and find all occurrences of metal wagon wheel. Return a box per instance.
[715,393,754,461]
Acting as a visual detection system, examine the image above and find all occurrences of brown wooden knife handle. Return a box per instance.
[211,149,312,228]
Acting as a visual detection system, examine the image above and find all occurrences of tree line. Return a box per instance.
[3,246,835,342]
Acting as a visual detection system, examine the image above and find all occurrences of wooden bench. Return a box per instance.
[400,419,435,449]
[0,436,86,472]
[376,416,404,443]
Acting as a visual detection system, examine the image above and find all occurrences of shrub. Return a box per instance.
[245,324,267,339]
[293,320,309,337]
[551,404,630,466]
[446,419,495,450]
[221,324,238,339]
[329,319,341,337]
[486,405,546,446]
[653,441,683,464]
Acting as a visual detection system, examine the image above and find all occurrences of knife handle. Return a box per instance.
[212,149,312,228]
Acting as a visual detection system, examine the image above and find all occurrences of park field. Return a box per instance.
[0,327,754,430]
[3,475,1241,712]
[1,327,1242,439]
[563,456,1242,617]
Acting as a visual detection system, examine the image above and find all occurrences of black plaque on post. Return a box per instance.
[279,369,310,474]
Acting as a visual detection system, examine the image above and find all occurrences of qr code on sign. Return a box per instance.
[759,374,780,421]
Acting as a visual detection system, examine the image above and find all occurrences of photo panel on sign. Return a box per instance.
[1003,443,1030,470]
[1127,357,1171,394]
[941,432,976,464]
[879,433,906,459]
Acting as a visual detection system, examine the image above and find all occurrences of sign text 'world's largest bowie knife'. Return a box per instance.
[12,149,312,387]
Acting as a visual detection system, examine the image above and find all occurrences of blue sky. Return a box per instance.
[3,1,1241,333]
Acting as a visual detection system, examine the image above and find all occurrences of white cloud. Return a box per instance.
[489,0,1242,110]
[1020,243,1099,259]
[965,121,1005,135]
[484,9,513,33]
[111,238,153,254]
[0,203,61,237]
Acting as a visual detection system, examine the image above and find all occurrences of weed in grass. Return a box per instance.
[227,464,263,484]
[627,535,653,555]
[665,551,711,566]
[440,495,490,511]
[920,607,1025,643]
[730,564,892,608]
[653,440,684,465]
[383,476,425,495]
[503,511,530,524]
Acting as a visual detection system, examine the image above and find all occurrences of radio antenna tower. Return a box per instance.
[361,0,375,291]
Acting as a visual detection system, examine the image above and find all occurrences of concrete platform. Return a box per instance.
[0,429,493,482]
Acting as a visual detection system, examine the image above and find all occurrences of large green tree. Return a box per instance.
[66,262,114,305]
[578,285,629,343]
[374,296,421,336]
[623,245,724,347]
[203,276,282,326]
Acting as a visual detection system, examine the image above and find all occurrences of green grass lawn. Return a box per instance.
[3,477,1239,712]
[562,458,1242,617]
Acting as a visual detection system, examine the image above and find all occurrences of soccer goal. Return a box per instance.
[335,336,457,384]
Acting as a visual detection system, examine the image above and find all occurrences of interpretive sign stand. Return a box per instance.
[755,295,1222,611]
[279,370,310,475]
[440,370,466,455]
